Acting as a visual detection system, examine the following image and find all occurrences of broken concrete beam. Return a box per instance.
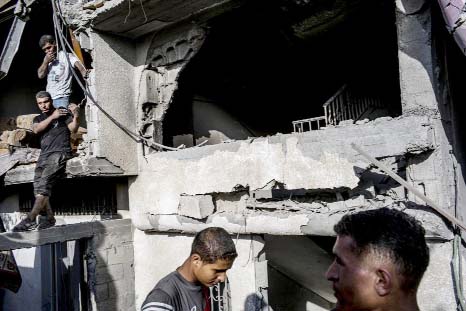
[251,189,307,200]
[0,117,16,132]
[144,207,453,240]
[178,195,215,219]
[66,156,124,176]
[15,114,39,130]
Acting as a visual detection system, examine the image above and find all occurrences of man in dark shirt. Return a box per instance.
[142,227,238,311]
[326,208,429,311]
[12,91,79,232]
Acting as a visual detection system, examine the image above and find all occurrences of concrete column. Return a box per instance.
[396,0,457,218]
[396,0,438,116]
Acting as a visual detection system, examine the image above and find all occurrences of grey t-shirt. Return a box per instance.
[141,271,209,311]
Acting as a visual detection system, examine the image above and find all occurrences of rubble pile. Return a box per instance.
[0,114,86,154]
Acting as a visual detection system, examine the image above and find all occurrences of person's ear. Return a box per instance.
[374,268,392,296]
[191,253,202,267]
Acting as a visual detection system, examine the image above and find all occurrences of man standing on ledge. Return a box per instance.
[13,91,79,231]
[142,227,238,311]
[326,208,429,311]
[37,34,88,108]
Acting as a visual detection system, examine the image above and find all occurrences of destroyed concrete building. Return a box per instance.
[1,0,466,310]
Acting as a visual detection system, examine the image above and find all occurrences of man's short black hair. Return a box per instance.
[39,35,55,48]
[334,208,429,291]
[191,227,238,264]
[36,91,51,100]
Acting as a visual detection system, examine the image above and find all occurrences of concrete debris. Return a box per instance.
[83,0,105,10]
[355,118,370,125]
[67,156,124,176]
[15,114,38,130]
[178,195,215,219]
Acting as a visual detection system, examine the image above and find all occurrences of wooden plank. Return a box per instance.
[352,143,466,232]
[0,219,131,251]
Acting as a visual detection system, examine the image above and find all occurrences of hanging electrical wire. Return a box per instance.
[453,232,466,311]
[50,0,181,151]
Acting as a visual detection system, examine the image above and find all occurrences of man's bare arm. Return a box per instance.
[74,61,89,79]
[38,54,55,79]
[67,104,80,133]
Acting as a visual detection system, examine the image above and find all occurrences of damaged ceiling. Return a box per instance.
[84,0,370,39]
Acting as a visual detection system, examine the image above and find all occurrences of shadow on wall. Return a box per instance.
[86,221,118,311]
[244,293,269,311]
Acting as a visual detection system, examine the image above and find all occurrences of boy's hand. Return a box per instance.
[68,104,80,117]
[44,53,56,64]
[51,108,68,119]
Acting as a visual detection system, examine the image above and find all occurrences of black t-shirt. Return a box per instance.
[142,271,209,311]
[33,112,72,155]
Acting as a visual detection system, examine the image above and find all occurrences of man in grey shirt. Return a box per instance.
[142,227,237,311]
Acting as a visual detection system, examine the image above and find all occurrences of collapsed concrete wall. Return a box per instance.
[128,116,441,234]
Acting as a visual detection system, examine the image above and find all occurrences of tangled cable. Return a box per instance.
[51,0,181,151]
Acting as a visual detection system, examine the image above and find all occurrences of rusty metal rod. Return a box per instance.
[351,143,466,232]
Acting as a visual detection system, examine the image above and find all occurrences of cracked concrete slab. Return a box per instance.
[130,116,435,230]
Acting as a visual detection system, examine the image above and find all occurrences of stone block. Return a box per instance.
[95,264,124,284]
[178,195,215,219]
[94,283,109,302]
[108,279,131,299]
[94,298,120,311]
[16,114,39,130]
[95,247,108,267]
[107,245,134,265]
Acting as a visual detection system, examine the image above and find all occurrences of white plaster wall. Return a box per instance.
[418,241,465,311]
[1,247,43,311]
[192,99,252,145]
[133,230,260,311]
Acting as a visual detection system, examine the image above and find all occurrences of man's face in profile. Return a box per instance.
[326,235,380,310]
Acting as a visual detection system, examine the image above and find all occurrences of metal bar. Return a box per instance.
[324,107,329,126]
[322,84,347,108]
[342,93,347,121]
[0,16,26,80]
[351,143,466,231]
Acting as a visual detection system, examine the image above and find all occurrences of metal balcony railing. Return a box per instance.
[293,84,383,133]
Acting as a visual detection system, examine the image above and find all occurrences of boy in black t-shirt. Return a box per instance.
[142,227,237,311]
[12,91,80,232]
